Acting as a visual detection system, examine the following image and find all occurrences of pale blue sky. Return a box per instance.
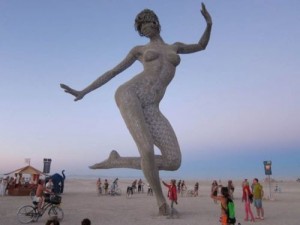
[1,0,299,180]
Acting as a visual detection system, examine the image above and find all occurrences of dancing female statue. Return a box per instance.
[60,3,212,215]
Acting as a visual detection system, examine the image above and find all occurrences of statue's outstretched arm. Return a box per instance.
[60,47,139,101]
[175,3,212,54]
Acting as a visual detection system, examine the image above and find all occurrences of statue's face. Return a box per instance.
[135,9,160,37]
[140,20,159,38]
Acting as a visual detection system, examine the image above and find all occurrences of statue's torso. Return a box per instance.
[118,43,180,106]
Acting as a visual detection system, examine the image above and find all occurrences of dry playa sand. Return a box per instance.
[1,179,300,225]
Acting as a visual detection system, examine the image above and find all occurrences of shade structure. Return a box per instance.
[4,165,45,196]
[4,165,44,176]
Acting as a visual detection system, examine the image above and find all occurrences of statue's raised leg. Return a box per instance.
[89,150,142,169]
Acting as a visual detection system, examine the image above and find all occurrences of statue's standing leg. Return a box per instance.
[142,105,181,215]
[115,88,181,215]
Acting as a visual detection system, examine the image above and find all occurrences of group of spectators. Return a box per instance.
[162,177,265,224]
[210,178,265,224]
[97,178,152,195]
[94,176,265,224]
[96,178,119,195]
[242,178,265,221]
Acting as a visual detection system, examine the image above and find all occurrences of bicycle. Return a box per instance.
[17,194,64,224]
[126,186,133,198]
[109,185,122,196]
[108,178,122,196]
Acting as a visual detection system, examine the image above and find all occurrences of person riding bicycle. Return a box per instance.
[110,178,119,194]
[34,179,45,213]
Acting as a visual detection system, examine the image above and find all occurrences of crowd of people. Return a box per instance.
[0,174,34,196]
[0,173,50,197]
[94,176,265,224]
[95,178,203,198]
[96,178,152,196]
[210,178,265,224]
[2,175,267,225]
[96,178,121,195]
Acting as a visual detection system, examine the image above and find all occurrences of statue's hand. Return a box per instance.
[201,3,212,26]
[60,83,85,101]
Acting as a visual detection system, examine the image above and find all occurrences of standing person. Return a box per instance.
[132,180,137,192]
[0,178,3,196]
[211,180,219,203]
[35,179,45,214]
[44,178,54,203]
[147,183,153,196]
[180,180,187,197]
[210,186,233,225]
[177,180,182,194]
[162,179,178,215]
[194,182,199,197]
[242,181,255,222]
[227,180,235,199]
[138,179,143,193]
[0,177,8,196]
[45,178,53,193]
[96,178,102,195]
[104,179,109,195]
[252,178,264,220]
[60,3,212,215]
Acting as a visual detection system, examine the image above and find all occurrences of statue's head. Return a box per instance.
[135,9,161,37]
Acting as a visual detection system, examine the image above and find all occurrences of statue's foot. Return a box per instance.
[89,150,121,169]
[158,202,170,216]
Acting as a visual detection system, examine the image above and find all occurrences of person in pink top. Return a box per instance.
[242,180,255,222]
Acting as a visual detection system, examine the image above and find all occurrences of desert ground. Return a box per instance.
[1,178,300,225]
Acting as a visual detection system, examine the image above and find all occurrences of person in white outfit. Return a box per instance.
[0,177,8,196]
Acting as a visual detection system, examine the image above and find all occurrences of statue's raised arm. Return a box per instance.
[175,2,212,54]
[60,48,138,101]
[201,2,212,27]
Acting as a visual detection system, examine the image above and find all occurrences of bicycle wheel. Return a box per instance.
[126,191,132,198]
[115,188,122,196]
[17,205,36,224]
[48,205,64,221]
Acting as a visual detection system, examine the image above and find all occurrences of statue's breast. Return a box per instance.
[144,50,159,62]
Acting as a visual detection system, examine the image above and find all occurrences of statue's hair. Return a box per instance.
[135,9,161,36]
